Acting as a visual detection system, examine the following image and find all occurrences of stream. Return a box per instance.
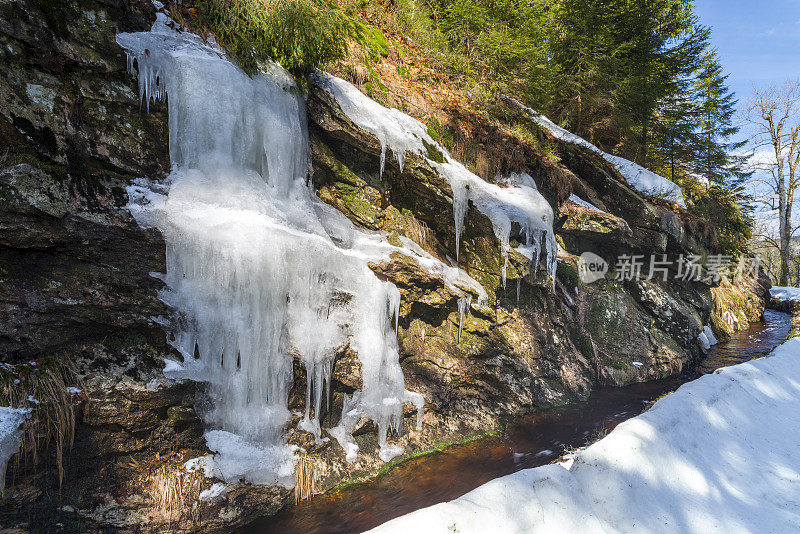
[242,309,791,534]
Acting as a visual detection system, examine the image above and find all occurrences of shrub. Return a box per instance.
[196,0,352,76]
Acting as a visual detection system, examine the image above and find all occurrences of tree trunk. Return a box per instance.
[779,178,790,286]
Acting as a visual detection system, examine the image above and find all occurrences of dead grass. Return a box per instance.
[405,216,431,245]
[0,357,83,491]
[147,461,204,517]
[294,453,317,503]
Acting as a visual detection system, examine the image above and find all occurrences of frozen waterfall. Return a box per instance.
[118,13,422,486]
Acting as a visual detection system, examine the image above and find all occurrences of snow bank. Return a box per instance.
[315,74,558,288]
[0,406,29,496]
[509,99,686,208]
[369,337,800,533]
[770,286,800,303]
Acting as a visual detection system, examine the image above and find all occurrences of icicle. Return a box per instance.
[516,278,521,304]
[379,144,386,179]
[457,295,472,342]
[452,183,469,263]
[502,254,508,289]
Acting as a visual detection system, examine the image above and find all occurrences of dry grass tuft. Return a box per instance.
[146,460,204,526]
[0,357,83,491]
[405,216,431,245]
[294,453,317,503]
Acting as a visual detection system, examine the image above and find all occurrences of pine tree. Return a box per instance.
[691,50,751,190]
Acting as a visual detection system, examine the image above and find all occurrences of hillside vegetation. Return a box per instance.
[177,0,753,254]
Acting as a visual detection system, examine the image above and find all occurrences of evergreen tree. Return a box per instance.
[691,50,752,190]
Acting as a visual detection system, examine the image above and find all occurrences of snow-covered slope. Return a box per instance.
[770,286,800,303]
[368,337,800,533]
[513,102,686,208]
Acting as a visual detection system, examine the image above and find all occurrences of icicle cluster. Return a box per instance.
[119,14,423,485]
[317,74,558,290]
[457,295,472,341]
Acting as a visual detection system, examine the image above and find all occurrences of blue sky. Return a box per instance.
[695,0,800,125]
[694,1,800,232]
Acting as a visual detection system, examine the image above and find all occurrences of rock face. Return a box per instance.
[0,1,767,531]
[0,0,169,360]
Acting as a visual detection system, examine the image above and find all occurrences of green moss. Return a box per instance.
[194,0,351,77]
[422,138,446,164]
[610,358,628,370]
[332,430,502,490]
[556,261,579,288]
[358,26,391,61]
[425,116,454,149]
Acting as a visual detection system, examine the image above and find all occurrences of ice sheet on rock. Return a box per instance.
[699,331,711,350]
[313,72,426,177]
[396,237,487,306]
[369,337,800,534]
[118,18,422,484]
[199,482,228,502]
[316,74,558,285]
[508,98,686,208]
[0,406,29,497]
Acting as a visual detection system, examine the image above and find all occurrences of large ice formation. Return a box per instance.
[118,13,425,486]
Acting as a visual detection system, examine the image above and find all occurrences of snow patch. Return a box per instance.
[369,337,800,534]
[568,194,606,214]
[0,406,30,497]
[770,286,800,303]
[199,482,228,502]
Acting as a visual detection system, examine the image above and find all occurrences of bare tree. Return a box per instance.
[747,79,800,286]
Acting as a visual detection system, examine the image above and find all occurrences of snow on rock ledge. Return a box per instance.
[770,286,800,303]
[507,98,686,208]
[368,337,800,533]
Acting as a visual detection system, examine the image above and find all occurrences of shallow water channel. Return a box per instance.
[243,309,791,534]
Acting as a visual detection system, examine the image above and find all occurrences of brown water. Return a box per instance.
[241,309,791,534]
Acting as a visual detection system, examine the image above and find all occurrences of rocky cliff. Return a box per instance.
[0,1,768,531]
